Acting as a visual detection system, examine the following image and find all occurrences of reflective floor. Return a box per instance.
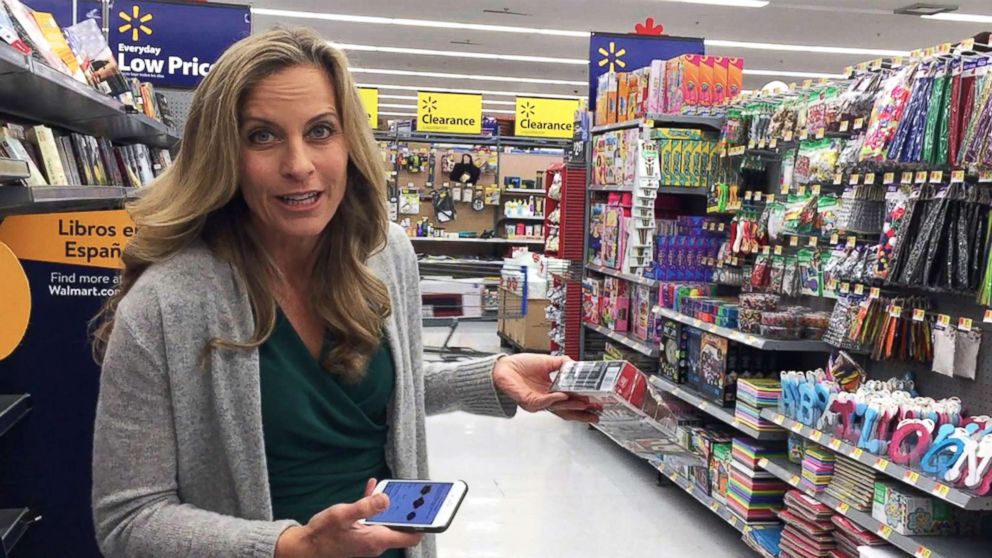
[423,323,755,558]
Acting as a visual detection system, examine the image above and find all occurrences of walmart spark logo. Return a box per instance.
[119,5,153,42]
[598,41,627,73]
[521,101,536,118]
[421,96,438,114]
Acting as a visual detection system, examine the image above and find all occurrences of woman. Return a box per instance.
[91,27,596,558]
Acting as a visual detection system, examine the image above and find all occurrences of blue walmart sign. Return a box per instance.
[28,0,251,88]
[588,32,705,111]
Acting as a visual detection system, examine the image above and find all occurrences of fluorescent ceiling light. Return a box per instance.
[359,82,586,100]
[377,104,517,114]
[378,94,517,106]
[705,39,909,57]
[251,8,589,37]
[745,69,844,78]
[331,42,586,65]
[379,103,419,109]
[922,12,992,23]
[350,67,585,86]
[379,111,417,117]
[662,0,768,7]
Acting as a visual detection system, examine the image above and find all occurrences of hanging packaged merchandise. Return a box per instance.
[888,62,937,163]
[824,294,873,353]
[838,71,883,126]
[769,255,786,294]
[920,60,951,165]
[432,188,456,223]
[751,253,772,291]
[721,108,747,150]
[769,98,800,140]
[817,195,840,236]
[954,328,982,380]
[959,65,992,166]
[780,149,797,193]
[952,57,984,165]
[805,86,841,135]
[876,184,912,281]
[798,249,824,297]
[843,184,886,235]
[399,189,421,215]
[781,256,801,297]
[449,153,480,184]
[766,201,787,243]
[838,134,864,167]
[932,325,957,377]
[860,64,918,162]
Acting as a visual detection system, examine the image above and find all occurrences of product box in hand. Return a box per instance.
[872,482,956,536]
[550,360,649,417]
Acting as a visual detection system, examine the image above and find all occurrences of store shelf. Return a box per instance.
[503,188,546,196]
[0,46,179,149]
[591,115,724,135]
[655,459,754,534]
[409,237,544,245]
[586,263,659,287]
[758,409,992,511]
[0,186,132,217]
[648,376,786,441]
[588,184,634,192]
[583,322,660,357]
[381,131,570,150]
[591,120,645,134]
[0,395,29,439]
[499,215,545,222]
[658,186,708,196]
[0,508,34,558]
[0,158,30,181]
[655,307,832,352]
[759,456,991,558]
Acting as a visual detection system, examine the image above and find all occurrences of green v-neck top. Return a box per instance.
[259,309,396,527]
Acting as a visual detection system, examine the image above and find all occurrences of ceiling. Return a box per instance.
[250,0,992,116]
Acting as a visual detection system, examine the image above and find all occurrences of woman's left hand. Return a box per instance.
[492,354,599,423]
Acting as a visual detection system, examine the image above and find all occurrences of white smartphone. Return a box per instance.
[362,479,468,533]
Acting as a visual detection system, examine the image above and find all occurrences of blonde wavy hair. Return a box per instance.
[93,27,391,383]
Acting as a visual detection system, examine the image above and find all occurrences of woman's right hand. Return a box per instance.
[275,479,424,557]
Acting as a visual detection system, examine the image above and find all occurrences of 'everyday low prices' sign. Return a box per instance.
[515,97,579,139]
[358,88,378,128]
[417,92,481,134]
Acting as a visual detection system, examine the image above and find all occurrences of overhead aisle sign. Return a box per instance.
[359,88,378,128]
[417,92,482,134]
[515,97,579,139]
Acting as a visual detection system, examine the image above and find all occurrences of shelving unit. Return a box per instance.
[409,237,544,245]
[0,508,34,558]
[0,45,178,149]
[498,215,545,222]
[759,456,990,558]
[590,114,724,135]
[504,188,546,196]
[655,308,832,352]
[759,409,992,511]
[648,376,786,441]
[583,322,660,357]
[0,186,134,217]
[0,159,29,181]
[0,395,30,439]
[658,186,708,196]
[585,263,660,287]
[588,184,634,192]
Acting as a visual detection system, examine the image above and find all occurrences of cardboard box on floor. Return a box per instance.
[497,288,550,352]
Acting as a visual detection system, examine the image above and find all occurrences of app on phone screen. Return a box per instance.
[368,482,453,525]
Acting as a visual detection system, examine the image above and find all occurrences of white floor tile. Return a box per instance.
[422,323,756,558]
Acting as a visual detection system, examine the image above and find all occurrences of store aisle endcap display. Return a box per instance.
[0,242,30,361]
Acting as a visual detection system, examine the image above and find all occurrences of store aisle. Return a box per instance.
[423,325,755,558]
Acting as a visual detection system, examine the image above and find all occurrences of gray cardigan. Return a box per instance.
[92,223,516,558]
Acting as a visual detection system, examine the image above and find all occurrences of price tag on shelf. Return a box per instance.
[839,120,850,132]
[951,170,966,183]
[915,546,933,558]
[790,475,801,486]
[770,138,779,149]
[938,314,951,327]
[916,171,929,184]
[854,117,865,130]
[830,233,840,244]
[849,174,861,186]
[884,172,896,185]
[851,448,864,459]
[902,171,914,184]
[748,139,757,149]
[758,458,769,468]
[984,310,992,323]
[781,183,791,194]
[811,431,824,442]
[699,401,710,411]
[904,471,921,485]
[763,246,771,255]
[809,236,819,247]
[798,185,807,196]
[871,287,882,299]
[755,192,764,201]
[830,439,843,451]
[790,236,800,247]
[718,223,726,232]
[816,128,826,139]
[980,170,992,183]
[878,525,893,540]
[791,422,804,433]
[812,184,822,195]
[841,283,851,294]
[959,317,973,331]
[833,173,843,185]
[775,246,784,255]
[745,191,754,201]
[875,458,890,471]
[865,173,877,185]
[759,139,768,149]
[854,283,865,295]
[710,502,721,512]
[889,306,903,318]
[799,130,809,141]
[933,484,951,498]
[847,236,857,248]
[773,414,786,426]
[931,170,944,183]
[837,502,850,514]
[784,130,794,142]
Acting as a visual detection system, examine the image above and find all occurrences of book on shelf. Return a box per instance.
[0,125,46,186]
[31,10,87,84]
[3,0,69,73]
[63,18,131,99]
[0,1,29,55]
[24,124,67,185]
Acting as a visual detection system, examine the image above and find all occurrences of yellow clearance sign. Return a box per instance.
[358,88,378,129]
[417,92,482,134]
[0,210,136,270]
[515,97,579,139]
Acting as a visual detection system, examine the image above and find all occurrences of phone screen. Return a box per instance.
[368,482,454,525]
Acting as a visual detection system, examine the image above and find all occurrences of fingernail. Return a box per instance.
[374,494,387,510]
